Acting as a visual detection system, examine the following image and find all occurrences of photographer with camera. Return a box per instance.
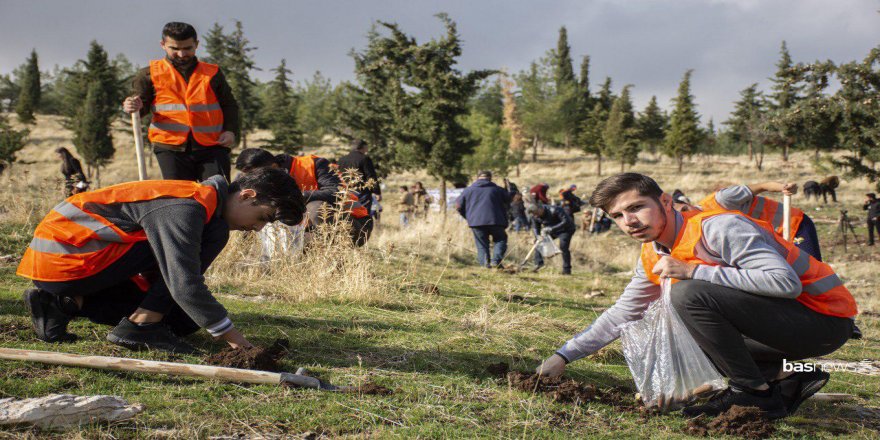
[863,193,880,246]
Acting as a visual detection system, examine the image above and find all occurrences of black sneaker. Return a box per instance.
[774,370,830,415]
[107,318,198,355]
[22,288,77,343]
[682,384,787,420]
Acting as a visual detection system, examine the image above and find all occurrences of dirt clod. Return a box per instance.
[421,283,440,295]
[687,405,776,439]
[344,382,393,395]
[505,294,525,303]
[204,338,289,372]
[507,371,596,404]
[486,362,510,377]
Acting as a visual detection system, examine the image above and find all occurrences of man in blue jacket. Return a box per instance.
[456,171,511,268]
[527,200,576,275]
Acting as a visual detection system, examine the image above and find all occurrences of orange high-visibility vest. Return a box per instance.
[640,210,857,318]
[289,155,369,219]
[17,181,218,282]
[698,192,804,242]
[148,59,224,146]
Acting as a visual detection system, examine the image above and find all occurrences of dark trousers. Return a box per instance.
[33,216,229,335]
[670,279,853,389]
[868,216,880,245]
[795,215,822,261]
[155,147,231,181]
[534,230,573,274]
[471,225,508,267]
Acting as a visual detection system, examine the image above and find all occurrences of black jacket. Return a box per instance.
[337,150,381,196]
[864,199,880,220]
[532,205,576,237]
[280,155,341,204]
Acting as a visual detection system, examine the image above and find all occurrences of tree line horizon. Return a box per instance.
[1,14,878,192]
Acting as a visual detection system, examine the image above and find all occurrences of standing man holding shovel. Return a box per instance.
[123,22,238,181]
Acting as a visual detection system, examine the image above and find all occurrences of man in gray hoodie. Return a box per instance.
[535,173,856,419]
[18,168,305,354]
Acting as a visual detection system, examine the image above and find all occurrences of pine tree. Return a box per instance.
[500,73,526,176]
[596,77,615,112]
[833,49,880,190]
[664,70,702,172]
[517,60,558,161]
[553,26,578,148]
[603,85,639,171]
[224,21,260,147]
[767,41,804,161]
[580,101,608,175]
[0,113,28,176]
[792,61,839,161]
[202,23,228,65]
[296,71,339,147]
[575,55,593,143]
[15,50,41,124]
[469,79,503,125]
[76,80,114,184]
[262,59,302,152]
[637,95,666,157]
[462,110,512,177]
[725,84,764,161]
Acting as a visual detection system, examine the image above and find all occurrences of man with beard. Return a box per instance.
[535,173,857,419]
[123,22,238,181]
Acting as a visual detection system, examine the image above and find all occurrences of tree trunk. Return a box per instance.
[531,136,538,162]
[677,155,683,173]
[815,147,820,162]
[755,146,765,171]
[95,166,101,188]
[515,163,520,177]
[782,142,789,162]
[439,179,447,221]
[596,153,602,176]
[748,141,753,161]
[242,132,248,148]
[620,160,625,172]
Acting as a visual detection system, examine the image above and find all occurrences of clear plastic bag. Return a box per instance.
[536,233,561,258]
[259,222,305,262]
[619,279,726,411]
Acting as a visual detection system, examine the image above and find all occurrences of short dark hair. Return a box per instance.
[589,173,663,212]
[235,148,283,172]
[229,167,305,226]
[868,193,877,199]
[351,139,367,151]
[162,22,198,41]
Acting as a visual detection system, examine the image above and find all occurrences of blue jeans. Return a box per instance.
[471,225,508,267]
[534,230,573,274]
[511,214,529,231]
[400,212,409,228]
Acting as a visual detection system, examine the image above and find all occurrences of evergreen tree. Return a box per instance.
[76,80,114,184]
[15,49,41,124]
[637,95,666,156]
[469,79,503,125]
[462,110,512,177]
[792,61,839,161]
[724,84,764,161]
[296,71,339,147]
[517,60,559,161]
[262,59,302,152]
[767,41,804,161]
[833,48,880,190]
[0,113,28,176]
[553,26,578,148]
[701,118,718,155]
[0,73,19,112]
[603,85,638,171]
[224,21,260,147]
[663,70,702,172]
[596,77,615,112]
[580,101,608,175]
[202,23,228,65]
[500,73,526,176]
[575,55,593,145]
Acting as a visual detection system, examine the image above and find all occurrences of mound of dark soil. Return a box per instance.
[422,283,440,295]
[486,362,510,377]
[507,371,597,404]
[204,338,289,371]
[347,382,393,395]
[505,294,525,303]
[687,405,776,439]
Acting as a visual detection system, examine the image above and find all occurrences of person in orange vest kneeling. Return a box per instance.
[17,169,305,354]
[235,148,372,246]
[535,173,857,419]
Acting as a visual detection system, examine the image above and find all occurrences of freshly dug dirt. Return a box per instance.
[204,339,289,372]
[486,362,510,377]
[687,405,776,439]
[507,371,597,404]
[347,382,393,395]
[505,294,525,303]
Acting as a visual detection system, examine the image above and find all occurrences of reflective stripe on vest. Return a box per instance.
[698,192,805,241]
[147,59,224,147]
[640,210,857,318]
[17,180,218,282]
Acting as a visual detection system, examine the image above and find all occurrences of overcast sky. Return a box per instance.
[1,0,878,123]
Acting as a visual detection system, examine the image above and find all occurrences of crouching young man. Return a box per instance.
[535,173,857,419]
[17,168,305,354]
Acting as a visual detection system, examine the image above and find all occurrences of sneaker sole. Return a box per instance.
[22,290,77,343]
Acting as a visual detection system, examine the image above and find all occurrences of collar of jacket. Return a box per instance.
[164,55,199,77]
[201,174,229,220]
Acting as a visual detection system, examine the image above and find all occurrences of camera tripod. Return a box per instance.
[836,210,861,252]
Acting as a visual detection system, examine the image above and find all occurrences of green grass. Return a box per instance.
[1,221,879,439]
